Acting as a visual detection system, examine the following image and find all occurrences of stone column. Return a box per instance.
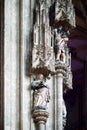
[57,73,63,130]
[4,0,20,129]
[55,61,67,130]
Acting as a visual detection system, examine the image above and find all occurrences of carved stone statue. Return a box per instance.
[31,74,50,110]
[62,99,67,129]
[54,27,68,63]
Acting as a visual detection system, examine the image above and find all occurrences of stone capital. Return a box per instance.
[33,110,49,124]
[55,61,67,76]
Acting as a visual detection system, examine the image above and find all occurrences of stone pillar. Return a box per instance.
[55,61,67,130]
[57,73,63,130]
[4,0,35,130]
[4,0,20,129]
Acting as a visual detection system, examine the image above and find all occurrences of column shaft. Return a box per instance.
[36,123,45,130]
[57,73,63,130]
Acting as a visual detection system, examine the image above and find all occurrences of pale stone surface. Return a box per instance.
[21,0,33,129]
[4,0,71,130]
[4,0,20,130]
[4,0,36,130]
[56,74,63,130]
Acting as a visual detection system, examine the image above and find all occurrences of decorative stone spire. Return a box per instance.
[32,0,55,77]
[31,1,54,129]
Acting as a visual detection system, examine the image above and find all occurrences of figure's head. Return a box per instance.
[54,29,57,36]
[37,74,44,80]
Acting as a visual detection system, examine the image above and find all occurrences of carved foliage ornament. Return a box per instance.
[55,0,75,30]
[32,44,55,77]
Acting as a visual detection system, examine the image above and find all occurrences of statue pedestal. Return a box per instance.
[33,110,49,130]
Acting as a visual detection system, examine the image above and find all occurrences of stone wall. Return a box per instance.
[4,0,34,129]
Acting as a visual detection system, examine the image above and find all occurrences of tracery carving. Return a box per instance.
[32,0,55,77]
[31,0,75,129]
[32,44,55,77]
[55,0,75,29]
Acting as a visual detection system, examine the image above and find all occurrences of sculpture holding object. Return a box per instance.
[54,26,68,63]
[31,74,50,111]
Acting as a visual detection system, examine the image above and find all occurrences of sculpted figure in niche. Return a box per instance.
[62,99,67,129]
[55,27,68,63]
[31,74,50,110]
